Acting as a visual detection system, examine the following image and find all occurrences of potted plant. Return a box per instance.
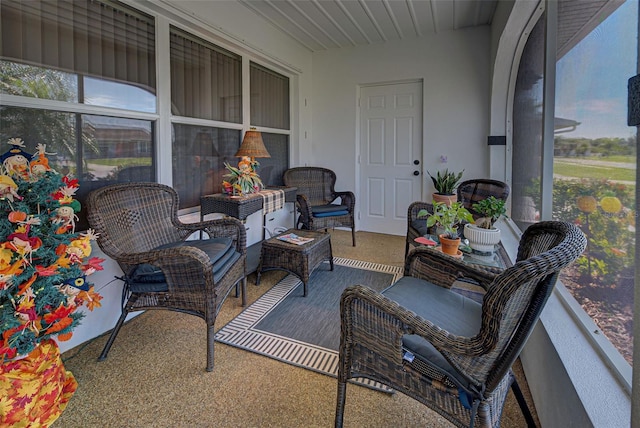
[427,169,464,206]
[418,201,473,256]
[464,196,507,254]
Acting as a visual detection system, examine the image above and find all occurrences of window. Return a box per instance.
[0,0,156,112]
[250,62,290,130]
[553,0,637,365]
[170,26,242,122]
[172,125,240,209]
[0,0,156,229]
[511,1,637,367]
[258,132,289,187]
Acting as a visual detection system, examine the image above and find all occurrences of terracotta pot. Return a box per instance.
[432,193,457,206]
[439,234,461,255]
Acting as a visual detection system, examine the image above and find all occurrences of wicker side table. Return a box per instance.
[256,229,333,296]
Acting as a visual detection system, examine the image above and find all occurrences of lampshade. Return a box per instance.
[235,130,270,158]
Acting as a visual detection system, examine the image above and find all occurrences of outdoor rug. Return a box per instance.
[215,257,403,392]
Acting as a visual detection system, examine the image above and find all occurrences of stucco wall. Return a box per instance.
[309,27,492,202]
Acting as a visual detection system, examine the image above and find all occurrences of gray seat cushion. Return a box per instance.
[381,276,482,391]
[129,237,240,292]
[312,204,349,214]
[411,219,430,236]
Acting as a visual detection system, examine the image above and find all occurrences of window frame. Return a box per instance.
[505,0,633,394]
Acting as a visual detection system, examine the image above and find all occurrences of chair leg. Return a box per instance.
[98,309,129,361]
[351,227,356,246]
[241,277,247,307]
[206,323,215,372]
[511,379,537,428]
[335,380,347,428]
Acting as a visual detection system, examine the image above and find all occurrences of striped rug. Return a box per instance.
[215,257,403,392]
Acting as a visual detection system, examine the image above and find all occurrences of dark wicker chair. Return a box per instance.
[457,179,510,219]
[405,179,510,257]
[283,167,356,246]
[336,221,586,428]
[86,182,247,372]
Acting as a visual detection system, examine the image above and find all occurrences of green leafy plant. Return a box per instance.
[472,196,507,229]
[418,201,473,239]
[427,169,464,195]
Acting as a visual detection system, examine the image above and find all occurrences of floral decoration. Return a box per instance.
[0,138,103,361]
[222,157,265,196]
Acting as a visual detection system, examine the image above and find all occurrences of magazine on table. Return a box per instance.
[277,233,314,245]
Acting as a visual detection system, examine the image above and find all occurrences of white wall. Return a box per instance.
[309,27,492,201]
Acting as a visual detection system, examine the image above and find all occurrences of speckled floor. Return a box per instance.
[55,230,539,427]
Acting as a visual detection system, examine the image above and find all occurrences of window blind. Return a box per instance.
[0,0,156,92]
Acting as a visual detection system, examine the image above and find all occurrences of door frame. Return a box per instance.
[355,78,424,235]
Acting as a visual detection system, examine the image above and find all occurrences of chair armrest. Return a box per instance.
[175,217,247,254]
[333,191,355,212]
[405,247,501,291]
[295,194,314,217]
[341,285,495,360]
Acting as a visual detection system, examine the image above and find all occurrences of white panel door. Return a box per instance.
[359,81,423,235]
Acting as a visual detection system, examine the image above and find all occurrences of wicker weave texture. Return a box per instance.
[457,179,510,219]
[87,182,247,372]
[200,187,297,220]
[283,167,356,246]
[336,221,586,428]
[257,229,333,296]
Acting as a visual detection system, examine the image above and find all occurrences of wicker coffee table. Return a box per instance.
[256,229,333,296]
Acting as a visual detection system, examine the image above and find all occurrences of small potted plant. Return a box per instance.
[464,196,507,254]
[427,169,464,206]
[418,201,473,256]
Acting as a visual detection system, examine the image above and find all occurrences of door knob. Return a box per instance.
[413,159,420,165]
[413,170,420,176]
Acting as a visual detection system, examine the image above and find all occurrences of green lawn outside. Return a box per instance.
[89,158,152,167]
[553,161,636,182]
[596,155,636,163]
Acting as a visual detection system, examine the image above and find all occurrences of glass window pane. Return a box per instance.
[257,132,289,186]
[554,1,637,365]
[172,124,241,209]
[511,14,545,231]
[170,27,242,122]
[84,76,156,113]
[0,60,78,102]
[0,107,154,231]
[250,62,290,129]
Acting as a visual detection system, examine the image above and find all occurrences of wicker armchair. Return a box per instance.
[405,179,510,258]
[87,182,247,372]
[336,221,586,428]
[457,179,510,219]
[283,167,356,246]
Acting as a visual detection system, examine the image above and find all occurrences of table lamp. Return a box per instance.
[235,128,270,171]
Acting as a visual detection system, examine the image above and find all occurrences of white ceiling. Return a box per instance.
[236,0,498,52]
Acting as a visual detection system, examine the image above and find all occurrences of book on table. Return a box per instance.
[277,233,314,245]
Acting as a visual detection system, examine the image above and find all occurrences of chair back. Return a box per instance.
[87,182,190,275]
[283,167,338,206]
[457,179,510,218]
[446,221,586,392]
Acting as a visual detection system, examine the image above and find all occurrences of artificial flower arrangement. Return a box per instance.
[222,156,265,196]
[0,138,104,361]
